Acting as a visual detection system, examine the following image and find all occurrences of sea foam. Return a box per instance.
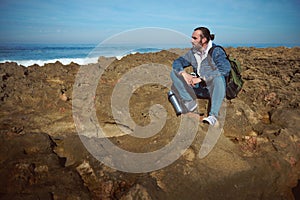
[0,57,99,67]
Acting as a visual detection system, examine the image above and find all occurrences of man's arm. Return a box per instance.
[172,50,193,74]
[172,50,201,86]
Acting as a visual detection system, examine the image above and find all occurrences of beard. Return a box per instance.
[192,42,203,53]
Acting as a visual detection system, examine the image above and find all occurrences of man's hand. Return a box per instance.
[180,71,201,87]
[191,77,201,87]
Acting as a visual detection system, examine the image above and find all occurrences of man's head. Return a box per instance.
[191,27,215,51]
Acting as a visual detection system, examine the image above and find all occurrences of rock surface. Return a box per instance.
[0,47,300,199]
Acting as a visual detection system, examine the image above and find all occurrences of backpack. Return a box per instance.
[208,45,244,100]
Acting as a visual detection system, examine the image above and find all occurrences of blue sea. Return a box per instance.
[0,43,298,67]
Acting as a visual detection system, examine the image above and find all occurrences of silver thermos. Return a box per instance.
[168,90,183,116]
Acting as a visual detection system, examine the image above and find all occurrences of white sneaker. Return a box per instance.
[203,115,218,126]
[184,100,197,112]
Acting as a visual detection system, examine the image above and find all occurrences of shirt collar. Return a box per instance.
[204,40,213,55]
[194,40,213,56]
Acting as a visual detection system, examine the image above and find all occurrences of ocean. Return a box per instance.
[0,43,179,67]
[0,43,298,67]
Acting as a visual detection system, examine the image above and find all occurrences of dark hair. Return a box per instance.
[194,27,215,41]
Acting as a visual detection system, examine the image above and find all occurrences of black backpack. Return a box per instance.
[208,45,244,100]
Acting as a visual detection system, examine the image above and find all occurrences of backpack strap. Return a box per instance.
[207,45,228,69]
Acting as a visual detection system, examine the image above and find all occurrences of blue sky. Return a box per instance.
[0,0,299,45]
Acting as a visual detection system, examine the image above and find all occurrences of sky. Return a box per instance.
[0,0,299,45]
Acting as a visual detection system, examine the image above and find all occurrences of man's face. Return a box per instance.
[191,30,203,50]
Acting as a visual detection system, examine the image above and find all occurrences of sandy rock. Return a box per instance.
[120,184,152,200]
[1,47,300,199]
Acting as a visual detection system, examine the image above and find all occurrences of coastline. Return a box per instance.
[1,45,299,67]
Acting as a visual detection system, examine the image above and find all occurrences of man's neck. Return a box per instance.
[201,43,208,52]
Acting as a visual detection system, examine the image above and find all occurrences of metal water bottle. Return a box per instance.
[168,90,183,116]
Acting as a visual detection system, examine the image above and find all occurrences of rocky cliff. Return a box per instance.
[0,47,300,199]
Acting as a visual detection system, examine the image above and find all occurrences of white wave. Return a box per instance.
[0,47,164,66]
[116,51,138,60]
[0,57,99,67]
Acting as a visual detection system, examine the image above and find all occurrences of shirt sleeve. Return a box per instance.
[172,50,193,74]
[212,47,231,76]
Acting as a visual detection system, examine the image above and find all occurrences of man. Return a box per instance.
[170,27,231,126]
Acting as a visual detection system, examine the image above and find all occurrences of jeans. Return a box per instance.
[170,70,226,117]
